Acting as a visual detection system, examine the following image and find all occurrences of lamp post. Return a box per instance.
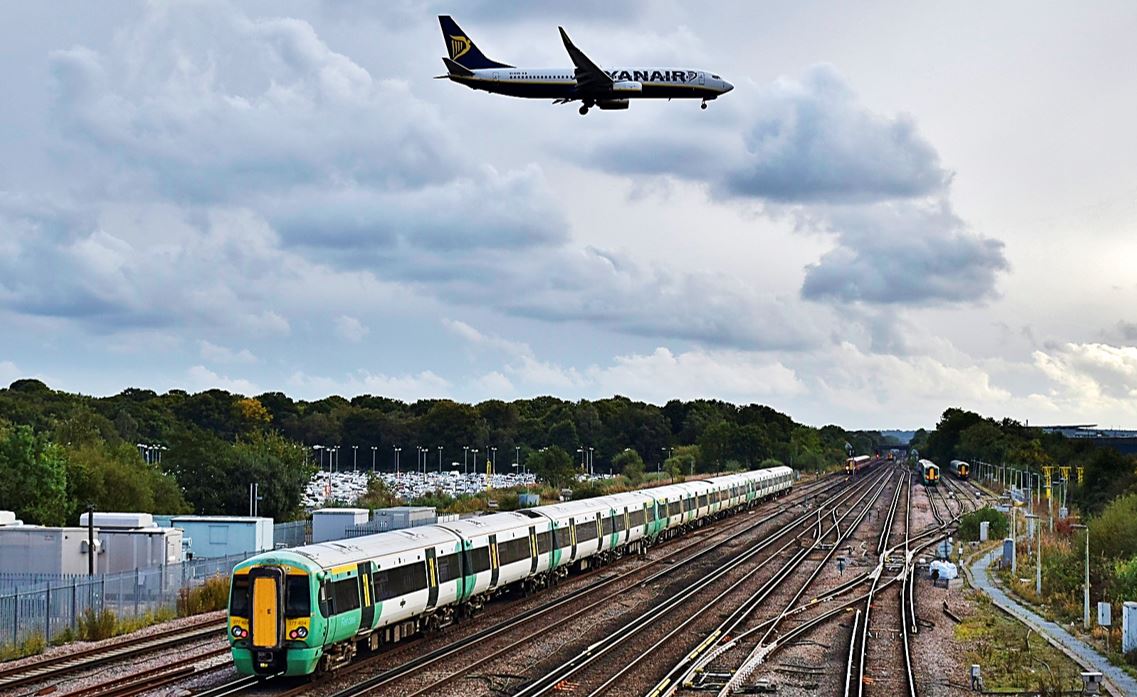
[588,447,594,477]
[352,445,358,472]
[577,447,585,472]
[393,446,401,476]
[313,445,325,472]
[371,446,377,472]
[515,446,521,476]
[472,448,479,477]
[490,447,497,478]
[464,446,469,475]
[438,446,443,474]
[1072,523,1090,630]
[1026,513,1041,596]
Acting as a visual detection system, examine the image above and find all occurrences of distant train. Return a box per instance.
[918,458,940,486]
[948,459,970,480]
[227,467,796,676]
[844,455,872,475]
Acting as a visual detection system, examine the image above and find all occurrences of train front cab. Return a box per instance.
[229,564,320,676]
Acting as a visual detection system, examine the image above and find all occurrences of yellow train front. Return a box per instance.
[228,555,325,676]
[919,458,940,486]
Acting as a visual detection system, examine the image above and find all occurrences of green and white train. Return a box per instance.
[227,466,795,676]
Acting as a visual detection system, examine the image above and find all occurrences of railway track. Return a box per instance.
[505,471,890,697]
[178,475,846,697]
[0,616,226,693]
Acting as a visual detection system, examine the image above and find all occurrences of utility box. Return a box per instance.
[369,506,437,532]
[1098,602,1111,627]
[170,516,273,558]
[519,493,540,508]
[312,508,370,543]
[79,512,184,573]
[1002,538,1015,568]
[0,526,100,574]
[979,521,990,541]
[1124,601,1137,654]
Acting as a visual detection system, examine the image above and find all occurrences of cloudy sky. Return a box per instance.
[2,1,1137,429]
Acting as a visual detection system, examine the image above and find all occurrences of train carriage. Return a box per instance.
[948,459,970,480]
[844,455,872,475]
[228,466,796,677]
[919,458,940,486]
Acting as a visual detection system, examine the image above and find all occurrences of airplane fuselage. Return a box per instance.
[449,67,732,101]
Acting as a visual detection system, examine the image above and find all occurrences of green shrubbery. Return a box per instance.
[177,574,231,617]
[957,506,1009,541]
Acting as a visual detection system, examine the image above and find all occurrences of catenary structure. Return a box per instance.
[227,467,795,676]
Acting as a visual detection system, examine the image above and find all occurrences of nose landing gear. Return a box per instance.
[700,100,708,110]
[579,105,589,115]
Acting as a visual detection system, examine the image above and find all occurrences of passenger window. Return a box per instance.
[285,576,311,618]
[229,575,250,617]
[332,577,360,614]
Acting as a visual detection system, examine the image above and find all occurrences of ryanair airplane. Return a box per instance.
[438,16,734,115]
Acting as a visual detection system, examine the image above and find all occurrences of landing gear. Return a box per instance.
[700,100,708,110]
[579,105,589,115]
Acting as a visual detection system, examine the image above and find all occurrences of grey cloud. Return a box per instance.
[800,200,1008,305]
[580,65,950,204]
[48,6,460,203]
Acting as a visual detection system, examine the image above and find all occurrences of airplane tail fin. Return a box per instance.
[439,15,512,70]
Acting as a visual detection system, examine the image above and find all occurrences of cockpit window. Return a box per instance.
[711,74,721,79]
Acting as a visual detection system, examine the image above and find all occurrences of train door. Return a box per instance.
[356,562,375,633]
[425,548,440,609]
[569,518,578,561]
[248,566,284,651]
[624,508,631,545]
[528,526,539,575]
[488,534,501,587]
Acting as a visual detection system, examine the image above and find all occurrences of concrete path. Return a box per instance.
[966,548,1137,696]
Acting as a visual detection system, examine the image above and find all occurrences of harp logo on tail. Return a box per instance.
[449,35,471,61]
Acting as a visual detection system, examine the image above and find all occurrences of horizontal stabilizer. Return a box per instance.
[442,57,474,77]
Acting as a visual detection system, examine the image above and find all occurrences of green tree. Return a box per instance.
[355,475,399,509]
[528,446,576,488]
[0,425,68,525]
[163,428,239,515]
[230,430,314,521]
[64,440,188,523]
[612,448,645,485]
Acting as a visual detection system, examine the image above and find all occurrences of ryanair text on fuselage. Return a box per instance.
[437,16,733,115]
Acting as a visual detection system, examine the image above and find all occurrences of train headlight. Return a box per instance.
[231,626,247,638]
[296,626,307,638]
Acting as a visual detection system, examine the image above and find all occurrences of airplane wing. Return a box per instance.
[558,27,612,93]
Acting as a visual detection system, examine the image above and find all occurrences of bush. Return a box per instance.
[957,507,1009,542]
[78,608,118,641]
[0,633,46,661]
[178,574,231,617]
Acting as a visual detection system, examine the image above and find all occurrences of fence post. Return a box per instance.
[45,584,52,644]
[71,579,78,633]
[13,590,19,644]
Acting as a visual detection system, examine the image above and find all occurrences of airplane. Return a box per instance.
[437,15,733,115]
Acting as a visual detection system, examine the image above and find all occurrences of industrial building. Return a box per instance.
[168,515,273,558]
[77,512,185,573]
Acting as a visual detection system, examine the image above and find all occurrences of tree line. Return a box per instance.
[0,379,896,524]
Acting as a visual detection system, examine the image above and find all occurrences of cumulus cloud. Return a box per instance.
[288,368,451,401]
[800,200,1008,305]
[186,365,259,395]
[334,315,369,343]
[581,65,949,204]
[199,340,257,364]
[570,64,1006,308]
[1034,342,1137,401]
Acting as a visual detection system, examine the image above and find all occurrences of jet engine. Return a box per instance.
[596,99,630,110]
[611,81,643,92]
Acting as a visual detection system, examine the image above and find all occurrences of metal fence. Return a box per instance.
[0,552,249,647]
[274,519,310,548]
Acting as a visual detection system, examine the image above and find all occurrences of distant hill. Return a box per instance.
[880,430,916,445]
